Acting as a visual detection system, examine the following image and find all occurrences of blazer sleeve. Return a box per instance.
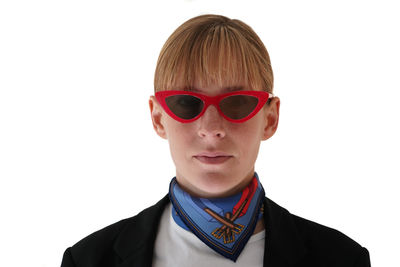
[61,247,76,267]
[354,247,371,267]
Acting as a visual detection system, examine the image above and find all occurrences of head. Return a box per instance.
[149,14,280,198]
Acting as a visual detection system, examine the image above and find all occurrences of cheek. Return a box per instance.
[234,116,265,139]
[233,119,264,155]
[165,122,193,157]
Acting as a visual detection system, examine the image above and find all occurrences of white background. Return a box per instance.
[0,0,399,266]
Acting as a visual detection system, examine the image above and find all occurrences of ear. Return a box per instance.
[262,97,280,141]
[149,95,167,139]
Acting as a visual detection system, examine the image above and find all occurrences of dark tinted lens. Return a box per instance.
[219,95,259,119]
[165,95,204,119]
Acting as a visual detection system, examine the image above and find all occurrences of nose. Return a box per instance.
[197,105,226,138]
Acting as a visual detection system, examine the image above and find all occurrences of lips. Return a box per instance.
[194,152,233,164]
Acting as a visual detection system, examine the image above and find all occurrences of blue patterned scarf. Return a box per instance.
[169,172,265,261]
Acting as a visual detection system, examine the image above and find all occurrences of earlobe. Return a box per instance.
[262,97,280,141]
[149,96,167,139]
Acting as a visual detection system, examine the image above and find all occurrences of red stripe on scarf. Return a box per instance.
[233,177,258,217]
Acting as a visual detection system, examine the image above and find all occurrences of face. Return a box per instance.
[149,81,280,198]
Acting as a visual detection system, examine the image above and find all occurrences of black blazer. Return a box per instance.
[61,195,371,267]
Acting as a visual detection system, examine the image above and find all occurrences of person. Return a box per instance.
[60,14,371,267]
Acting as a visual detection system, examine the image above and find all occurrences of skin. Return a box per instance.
[149,80,280,233]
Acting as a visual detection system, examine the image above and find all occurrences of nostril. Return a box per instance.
[198,127,226,138]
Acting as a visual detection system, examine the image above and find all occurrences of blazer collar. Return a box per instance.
[113,195,307,267]
[114,195,170,267]
[263,198,308,266]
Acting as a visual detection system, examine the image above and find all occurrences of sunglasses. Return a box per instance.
[155,90,273,123]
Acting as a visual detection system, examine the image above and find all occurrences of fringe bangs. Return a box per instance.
[154,15,273,93]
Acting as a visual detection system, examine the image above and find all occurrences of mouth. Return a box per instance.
[193,152,233,164]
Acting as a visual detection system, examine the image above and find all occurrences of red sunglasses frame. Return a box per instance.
[155,90,273,123]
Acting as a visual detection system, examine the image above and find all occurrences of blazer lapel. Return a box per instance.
[263,197,308,267]
[114,195,170,267]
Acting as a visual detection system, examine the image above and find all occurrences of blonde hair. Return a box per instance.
[154,14,273,93]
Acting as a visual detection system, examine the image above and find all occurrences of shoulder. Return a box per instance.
[61,195,170,267]
[292,213,371,266]
[264,198,371,266]
[292,212,361,249]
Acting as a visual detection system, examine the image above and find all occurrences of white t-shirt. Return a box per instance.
[153,203,265,267]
